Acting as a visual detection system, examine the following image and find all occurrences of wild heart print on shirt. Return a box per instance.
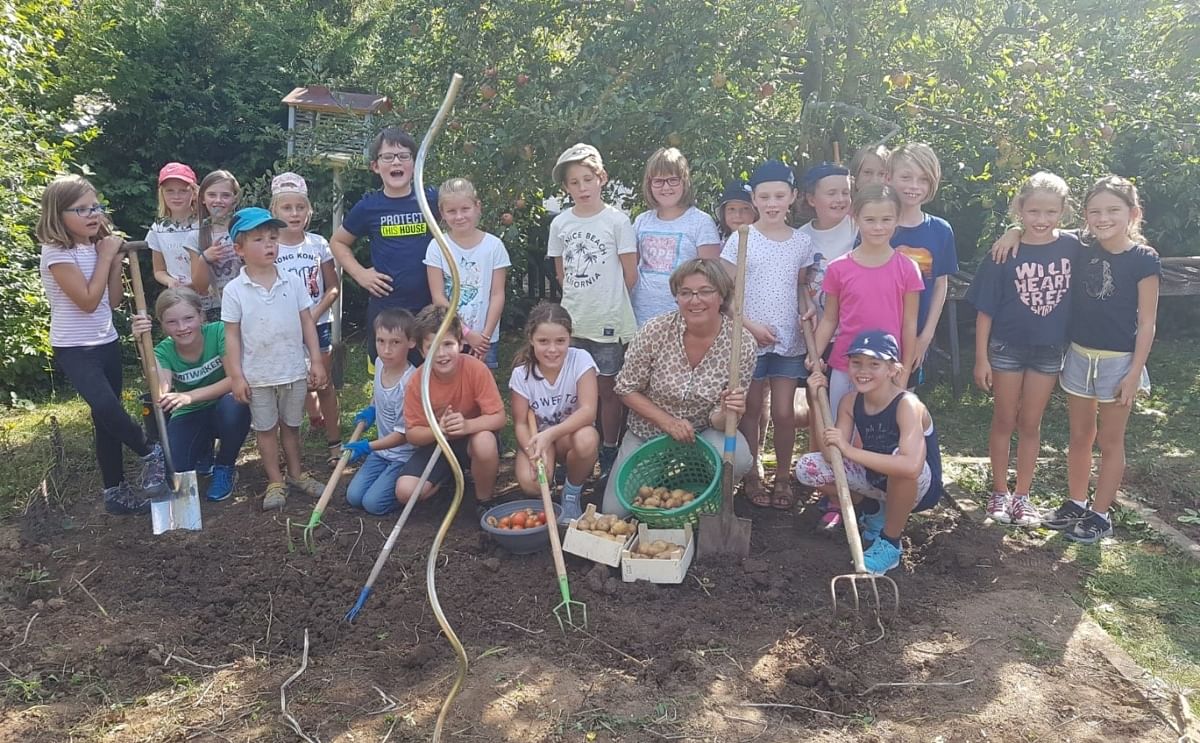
[1012,257,1071,317]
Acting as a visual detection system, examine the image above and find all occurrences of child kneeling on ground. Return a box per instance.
[395,305,506,512]
[343,309,419,515]
[795,330,944,575]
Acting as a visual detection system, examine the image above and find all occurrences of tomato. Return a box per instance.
[511,511,528,528]
[498,516,511,529]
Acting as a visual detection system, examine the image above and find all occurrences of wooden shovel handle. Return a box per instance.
[527,409,569,579]
[723,226,749,452]
[311,420,368,517]
[127,249,164,406]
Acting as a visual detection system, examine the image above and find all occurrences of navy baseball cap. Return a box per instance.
[228,207,285,242]
[717,179,752,206]
[748,159,795,188]
[846,330,900,362]
[801,162,850,191]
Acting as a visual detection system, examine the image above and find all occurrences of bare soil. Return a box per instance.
[0,458,1175,742]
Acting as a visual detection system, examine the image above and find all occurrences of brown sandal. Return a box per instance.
[744,470,772,508]
[771,479,796,511]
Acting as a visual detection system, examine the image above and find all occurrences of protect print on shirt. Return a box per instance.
[379,212,428,238]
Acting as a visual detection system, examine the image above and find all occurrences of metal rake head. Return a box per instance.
[830,572,900,616]
[553,597,588,633]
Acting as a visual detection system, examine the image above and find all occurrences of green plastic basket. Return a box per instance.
[614,434,722,527]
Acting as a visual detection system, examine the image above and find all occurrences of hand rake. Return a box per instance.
[290,420,368,553]
[344,447,441,622]
[798,291,900,618]
[528,411,586,631]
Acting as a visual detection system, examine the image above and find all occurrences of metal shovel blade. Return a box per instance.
[698,466,752,558]
[151,471,202,534]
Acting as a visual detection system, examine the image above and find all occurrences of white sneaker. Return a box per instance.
[986,491,1012,523]
[1009,494,1042,527]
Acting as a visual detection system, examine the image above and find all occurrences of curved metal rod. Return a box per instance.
[414,72,467,743]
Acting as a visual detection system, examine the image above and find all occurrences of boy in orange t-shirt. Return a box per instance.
[395,305,505,510]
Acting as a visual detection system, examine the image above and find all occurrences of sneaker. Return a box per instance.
[287,472,325,498]
[103,482,150,515]
[1064,511,1113,544]
[261,482,288,511]
[194,451,214,477]
[986,491,1012,523]
[598,445,619,479]
[817,507,843,533]
[1009,494,1042,527]
[1043,500,1090,531]
[862,538,902,575]
[139,443,166,491]
[557,499,583,526]
[207,465,237,502]
[553,462,567,487]
[858,508,886,543]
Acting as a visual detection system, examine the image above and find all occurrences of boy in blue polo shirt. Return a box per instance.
[329,127,439,364]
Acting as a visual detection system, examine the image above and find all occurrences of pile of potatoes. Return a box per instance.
[632,485,696,510]
[629,539,686,561]
[574,512,637,543]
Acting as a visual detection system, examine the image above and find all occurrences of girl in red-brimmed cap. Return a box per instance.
[148,162,200,292]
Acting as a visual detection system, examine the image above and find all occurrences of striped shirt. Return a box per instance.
[40,244,119,348]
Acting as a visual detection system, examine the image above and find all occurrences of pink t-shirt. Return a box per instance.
[822,250,924,371]
[39,244,119,348]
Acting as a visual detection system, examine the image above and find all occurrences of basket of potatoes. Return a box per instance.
[562,504,638,567]
[614,435,721,527]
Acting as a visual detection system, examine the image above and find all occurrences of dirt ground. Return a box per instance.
[0,455,1178,742]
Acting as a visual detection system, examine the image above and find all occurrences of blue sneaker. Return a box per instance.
[862,538,902,575]
[194,452,214,477]
[207,465,237,502]
[858,508,886,543]
[1063,511,1113,544]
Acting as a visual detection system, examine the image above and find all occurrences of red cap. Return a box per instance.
[158,162,197,185]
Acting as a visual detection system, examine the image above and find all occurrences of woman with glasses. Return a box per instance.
[601,259,756,516]
[631,148,721,328]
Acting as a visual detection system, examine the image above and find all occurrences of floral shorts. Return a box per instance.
[794,451,932,504]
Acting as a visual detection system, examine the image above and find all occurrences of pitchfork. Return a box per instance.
[798,291,900,618]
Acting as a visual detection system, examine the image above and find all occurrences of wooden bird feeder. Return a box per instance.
[282,85,392,163]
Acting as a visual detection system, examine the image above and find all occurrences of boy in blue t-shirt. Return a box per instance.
[886,143,958,384]
[330,127,440,363]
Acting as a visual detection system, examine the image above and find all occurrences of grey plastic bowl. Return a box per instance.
[479,499,562,555]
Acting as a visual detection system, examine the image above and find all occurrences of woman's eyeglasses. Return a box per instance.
[650,176,682,188]
[676,288,719,301]
[376,152,414,164]
[63,205,108,217]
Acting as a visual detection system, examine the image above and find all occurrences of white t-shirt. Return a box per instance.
[547,205,637,343]
[39,244,118,348]
[373,361,417,463]
[508,347,598,429]
[146,218,201,287]
[276,232,335,326]
[631,207,721,327]
[800,215,858,314]
[184,223,240,307]
[423,232,511,343]
[220,267,312,387]
[720,225,815,357]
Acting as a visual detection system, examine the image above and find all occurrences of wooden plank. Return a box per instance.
[282,85,391,115]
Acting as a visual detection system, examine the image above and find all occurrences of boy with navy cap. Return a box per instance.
[223,207,328,511]
[795,329,945,575]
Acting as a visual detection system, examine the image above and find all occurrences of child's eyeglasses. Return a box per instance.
[676,288,719,300]
[650,176,682,188]
[63,205,108,217]
[376,152,414,164]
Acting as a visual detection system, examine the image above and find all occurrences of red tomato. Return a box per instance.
[511,511,528,528]
[498,516,511,529]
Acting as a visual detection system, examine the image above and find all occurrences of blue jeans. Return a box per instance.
[167,393,251,471]
[346,452,408,515]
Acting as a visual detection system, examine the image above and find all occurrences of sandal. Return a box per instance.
[771,480,796,511]
[326,440,343,467]
[744,470,772,508]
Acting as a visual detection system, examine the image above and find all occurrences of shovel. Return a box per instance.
[527,411,587,631]
[126,242,202,533]
[698,225,753,558]
[797,291,899,616]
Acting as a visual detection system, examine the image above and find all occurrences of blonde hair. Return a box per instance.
[887,143,942,202]
[1009,171,1072,224]
[850,144,891,182]
[155,287,205,321]
[196,170,241,254]
[641,147,696,209]
[850,183,902,219]
[1084,175,1146,244]
[37,175,111,248]
[156,182,198,222]
[437,177,480,206]
[269,191,313,231]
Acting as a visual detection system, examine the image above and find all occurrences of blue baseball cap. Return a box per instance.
[748,159,795,188]
[846,330,901,362]
[718,179,753,206]
[801,162,850,191]
[228,207,286,242]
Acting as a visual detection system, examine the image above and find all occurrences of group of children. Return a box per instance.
[37,123,1159,575]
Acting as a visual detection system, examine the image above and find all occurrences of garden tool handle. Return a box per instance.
[311,420,368,518]
[528,410,569,579]
[126,248,163,405]
[723,226,749,450]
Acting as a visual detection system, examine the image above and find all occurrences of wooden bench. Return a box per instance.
[942,257,1200,395]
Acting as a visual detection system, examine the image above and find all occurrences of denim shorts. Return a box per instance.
[752,352,808,381]
[463,343,499,369]
[1059,343,1150,402]
[988,338,1065,376]
[315,322,332,352]
[572,337,626,377]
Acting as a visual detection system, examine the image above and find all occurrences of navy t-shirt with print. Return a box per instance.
[891,214,958,331]
[342,188,440,312]
[966,233,1080,347]
[1070,244,1160,353]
